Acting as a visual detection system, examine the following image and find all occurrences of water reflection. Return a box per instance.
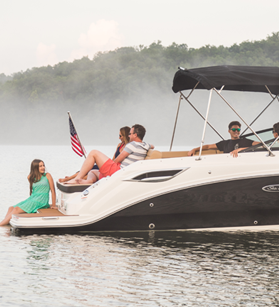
[94,229,279,250]
[1,229,279,306]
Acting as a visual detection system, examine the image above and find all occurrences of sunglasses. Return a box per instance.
[231,128,241,132]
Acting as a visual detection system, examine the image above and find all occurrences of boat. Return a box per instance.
[10,65,279,233]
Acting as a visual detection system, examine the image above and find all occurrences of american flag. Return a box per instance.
[69,117,86,157]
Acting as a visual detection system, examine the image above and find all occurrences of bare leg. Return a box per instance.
[0,206,25,226]
[59,172,88,184]
[75,150,109,182]
[0,206,13,223]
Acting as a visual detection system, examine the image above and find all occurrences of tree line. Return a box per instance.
[0,32,278,145]
[1,32,279,103]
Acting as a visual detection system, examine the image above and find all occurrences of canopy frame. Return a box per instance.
[213,87,275,157]
[169,82,225,151]
[197,89,213,160]
[241,90,279,135]
[171,66,279,157]
[268,135,279,150]
[170,85,276,157]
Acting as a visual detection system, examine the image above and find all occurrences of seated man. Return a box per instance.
[188,121,259,158]
[70,124,154,184]
[273,122,279,138]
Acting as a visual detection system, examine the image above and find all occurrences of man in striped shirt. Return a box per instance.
[72,124,154,184]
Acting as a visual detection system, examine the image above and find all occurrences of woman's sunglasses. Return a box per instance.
[231,128,241,132]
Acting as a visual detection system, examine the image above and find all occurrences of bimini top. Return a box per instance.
[172,65,279,94]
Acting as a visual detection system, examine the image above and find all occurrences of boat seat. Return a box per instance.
[145,149,163,159]
[145,149,223,159]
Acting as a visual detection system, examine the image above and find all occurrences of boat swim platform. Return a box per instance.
[13,208,71,218]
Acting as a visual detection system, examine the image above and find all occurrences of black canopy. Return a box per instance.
[172,65,279,94]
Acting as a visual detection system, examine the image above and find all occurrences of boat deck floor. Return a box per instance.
[13,208,73,218]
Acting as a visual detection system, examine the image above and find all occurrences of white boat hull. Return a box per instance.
[10,151,279,232]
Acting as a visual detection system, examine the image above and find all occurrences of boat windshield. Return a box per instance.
[241,127,274,143]
[238,127,279,153]
[240,137,279,153]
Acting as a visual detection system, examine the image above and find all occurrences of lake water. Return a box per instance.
[1,145,279,306]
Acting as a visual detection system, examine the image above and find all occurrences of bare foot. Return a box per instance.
[59,178,68,183]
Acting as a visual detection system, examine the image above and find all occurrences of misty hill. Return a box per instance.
[1,32,279,146]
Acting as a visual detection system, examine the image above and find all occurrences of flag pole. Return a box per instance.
[68,111,87,159]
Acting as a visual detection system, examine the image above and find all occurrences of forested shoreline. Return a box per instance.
[1,32,279,101]
[1,32,279,145]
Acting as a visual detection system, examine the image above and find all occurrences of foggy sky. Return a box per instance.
[1,89,278,147]
[1,0,279,75]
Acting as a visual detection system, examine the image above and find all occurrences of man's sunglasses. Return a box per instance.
[231,128,241,132]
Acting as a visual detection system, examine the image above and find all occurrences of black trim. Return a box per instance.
[132,169,183,180]
[56,182,90,193]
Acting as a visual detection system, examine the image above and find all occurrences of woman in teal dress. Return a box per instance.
[0,159,57,226]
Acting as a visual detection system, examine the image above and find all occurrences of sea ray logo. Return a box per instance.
[262,184,279,192]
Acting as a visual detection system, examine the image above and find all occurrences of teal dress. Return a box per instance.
[14,174,50,213]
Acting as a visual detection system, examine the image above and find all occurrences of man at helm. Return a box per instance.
[188,121,259,158]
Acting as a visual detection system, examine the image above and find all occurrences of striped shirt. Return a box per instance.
[120,141,151,168]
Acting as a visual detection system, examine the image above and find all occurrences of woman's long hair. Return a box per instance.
[120,126,130,144]
[28,159,44,195]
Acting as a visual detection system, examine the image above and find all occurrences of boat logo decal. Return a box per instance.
[262,184,279,192]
